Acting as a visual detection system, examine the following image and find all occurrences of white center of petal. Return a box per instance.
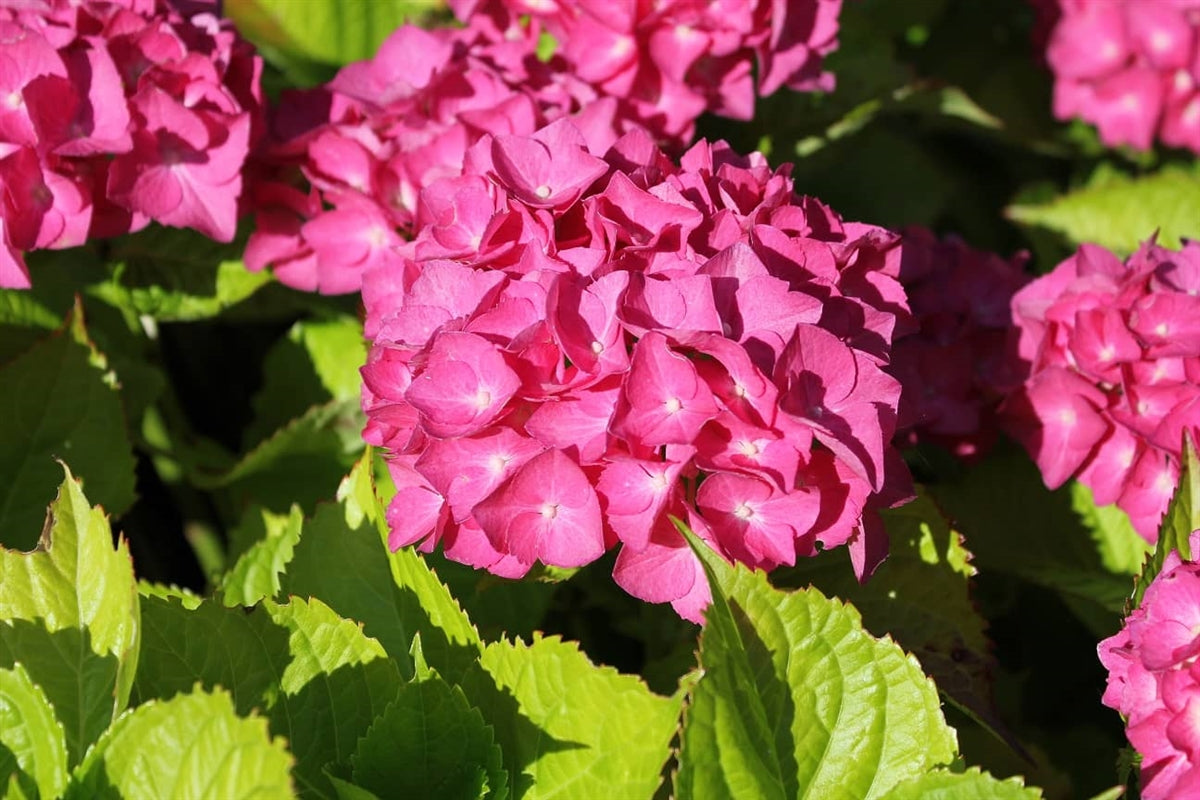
[1157,469,1176,495]
[664,397,683,413]
[366,225,389,248]
[591,340,604,354]
[736,439,760,457]
[534,184,552,199]
[732,382,748,398]
[540,502,560,519]
[1156,322,1170,337]
[1101,40,1121,62]
[733,502,755,520]
[488,454,509,473]
[1186,101,1200,126]
[1058,408,1077,426]
[1121,93,1141,112]
[1151,31,1173,52]
[4,92,21,109]
[1098,345,1116,362]
[474,389,492,409]
[1178,69,1195,92]
[649,471,669,490]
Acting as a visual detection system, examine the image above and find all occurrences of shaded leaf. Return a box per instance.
[219,505,304,607]
[0,313,135,549]
[352,673,506,800]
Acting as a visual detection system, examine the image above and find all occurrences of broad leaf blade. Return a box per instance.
[677,526,958,799]
[219,505,304,607]
[281,453,481,681]
[1007,163,1200,254]
[352,674,506,800]
[0,314,135,549]
[460,635,679,800]
[0,470,138,765]
[66,687,294,799]
[880,767,1043,799]
[0,663,68,800]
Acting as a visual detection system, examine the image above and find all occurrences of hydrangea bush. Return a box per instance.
[3,0,1200,797]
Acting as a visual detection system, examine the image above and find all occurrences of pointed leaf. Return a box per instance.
[776,491,1003,751]
[676,524,958,799]
[219,505,304,607]
[1070,482,1151,577]
[459,635,679,799]
[264,597,404,797]
[0,313,135,549]
[1007,163,1200,254]
[0,470,138,765]
[281,453,481,681]
[1132,432,1200,607]
[0,663,68,800]
[879,767,1043,799]
[66,687,294,799]
[352,673,506,800]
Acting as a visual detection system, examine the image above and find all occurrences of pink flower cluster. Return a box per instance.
[1045,0,1200,151]
[449,0,842,140]
[888,228,1029,460]
[245,0,842,295]
[359,119,913,621]
[1005,238,1200,538]
[0,0,262,289]
[1100,534,1200,798]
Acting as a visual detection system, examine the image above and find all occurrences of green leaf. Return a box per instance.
[264,597,404,797]
[928,442,1134,615]
[133,595,286,716]
[0,312,136,550]
[0,469,139,765]
[675,524,957,800]
[1007,163,1200,254]
[0,663,68,800]
[879,767,1043,799]
[775,491,1002,748]
[89,227,272,322]
[228,0,443,70]
[1070,482,1151,576]
[219,505,304,607]
[352,673,506,800]
[66,687,294,799]
[243,317,367,447]
[281,453,481,682]
[191,398,364,514]
[459,635,679,799]
[1132,433,1200,608]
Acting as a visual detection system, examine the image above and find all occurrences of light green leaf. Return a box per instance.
[243,317,367,447]
[1007,163,1200,254]
[0,470,138,765]
[264,597,404,797]
[66,687,294,800]
[1070,482,1151,576]
[1132,433,1200,608]
[776,491,1001,746]
[0,312,136,550]
[227,0,444,69]
[327,775,380,800]
[675,525,957,800]
[0,663,68,800]
[880,767,1043,799]
[460,635,679,800]
[89,227,272,322]
[281,453,481,682]
[219,505,304,607]
[352,673,506,800]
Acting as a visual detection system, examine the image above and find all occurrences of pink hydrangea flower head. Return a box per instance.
[887,228,1030,460]
[1100,531,1200,798]
[1006,237,1200,539]
[360,119,913,619]
[0,0,263,289]
[1042,0,1200,152]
